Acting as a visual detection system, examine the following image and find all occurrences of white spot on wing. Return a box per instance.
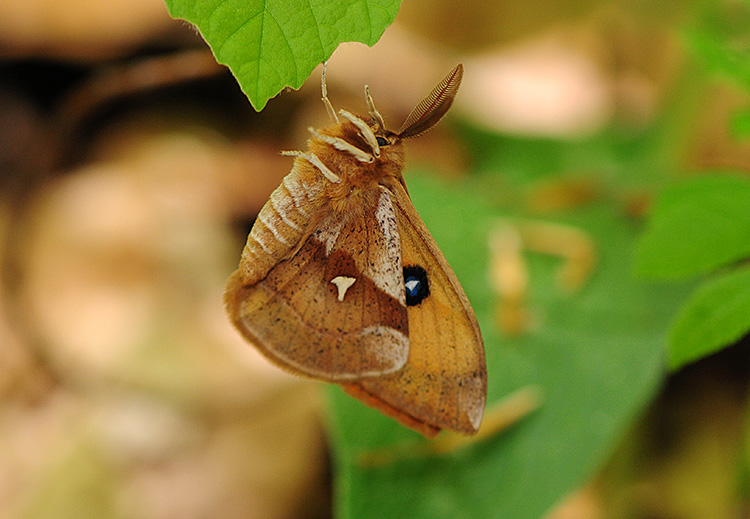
[360,325,409,374]
[242,319,408,379]
[331,276,356,302]
[460,376,486,431]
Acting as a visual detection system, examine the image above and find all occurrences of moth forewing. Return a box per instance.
[227,181,411,382]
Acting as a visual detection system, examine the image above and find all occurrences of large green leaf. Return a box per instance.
[164,0,400,110]
[328,173,690,519]
[688,1,750,90]
[634,175,750,280]
[668,265,750,370]
[731,108,750,139]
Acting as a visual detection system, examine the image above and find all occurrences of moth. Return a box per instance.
[225,64,486,437]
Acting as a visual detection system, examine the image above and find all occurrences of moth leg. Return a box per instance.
[321,61,339,124]
[356,386,542,466]
[338,109,380,158]
[280,150,341,183]
[308,128,374,163]
[365,84,386,129]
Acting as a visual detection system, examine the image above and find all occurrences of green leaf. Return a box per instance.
[688,2,750,90]
[164,0,400,110]
[731,108,750,139]
[668,265,750,370]
[328,173,690,519]
[635,174,750,280]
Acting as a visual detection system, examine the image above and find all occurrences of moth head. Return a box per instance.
[320,62,462,139]
[362,63,464,144]
[310,63,463,188]
[357,63,465,167]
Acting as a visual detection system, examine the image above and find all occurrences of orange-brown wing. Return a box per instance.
[225,190,410,381]
[343,181,486,436]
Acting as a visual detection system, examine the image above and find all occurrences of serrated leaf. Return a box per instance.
[668,265,750,370]
[164,0,400,110]
[634,175,750,280]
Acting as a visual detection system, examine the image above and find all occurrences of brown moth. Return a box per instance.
[225,64,486,437]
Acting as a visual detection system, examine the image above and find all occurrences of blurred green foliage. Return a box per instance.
[732,108,750,138]
[164,0,750,517]
[635,175,750,280]
[667,266,750,369]
[634,0,750,371]
[329,172,691,519]
[688,0,750,91]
